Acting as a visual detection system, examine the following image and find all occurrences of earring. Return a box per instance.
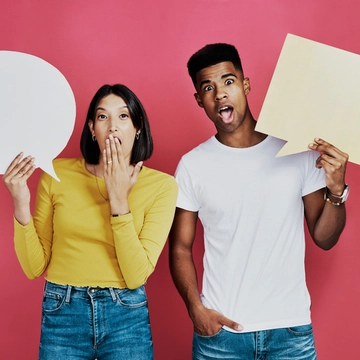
[92,135,96,142]
[136,132,140,140]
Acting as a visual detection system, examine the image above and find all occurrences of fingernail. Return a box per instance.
[237,325,243,331]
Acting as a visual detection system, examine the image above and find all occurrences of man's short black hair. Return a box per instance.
[187,43,243,86]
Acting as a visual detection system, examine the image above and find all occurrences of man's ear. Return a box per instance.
[243,77,251,95]
[194,93,204,108]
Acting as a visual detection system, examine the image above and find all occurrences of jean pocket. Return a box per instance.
[115,286,147,308]
[287,323,313,336]
[42,290,66,313]
[194,327,224,339]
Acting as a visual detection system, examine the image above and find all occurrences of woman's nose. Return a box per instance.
[108,118,118,132]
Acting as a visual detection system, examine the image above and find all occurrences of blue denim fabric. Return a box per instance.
[39,281,153,360]
[193,325,317,360]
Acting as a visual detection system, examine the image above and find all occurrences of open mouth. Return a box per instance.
[112,136,122,144]
[219,106,234,122]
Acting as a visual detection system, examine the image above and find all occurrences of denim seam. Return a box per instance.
[65,285,72,304]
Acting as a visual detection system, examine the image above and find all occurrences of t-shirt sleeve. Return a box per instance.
[302,150,326,197]
[174,158,200,212]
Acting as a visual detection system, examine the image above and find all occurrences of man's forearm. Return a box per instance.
[170,251,203,313]
[312,202,346,250]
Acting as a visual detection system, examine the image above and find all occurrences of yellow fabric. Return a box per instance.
[14,158,178,289]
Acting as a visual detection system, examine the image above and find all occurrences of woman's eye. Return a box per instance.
[120,113,129,119]
[97,114,106,120]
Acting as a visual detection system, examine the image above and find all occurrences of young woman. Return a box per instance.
[3,84,178,359]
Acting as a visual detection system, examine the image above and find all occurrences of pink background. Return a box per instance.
[1,1,359,359]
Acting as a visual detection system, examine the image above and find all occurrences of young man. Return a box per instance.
[169,43,349,359]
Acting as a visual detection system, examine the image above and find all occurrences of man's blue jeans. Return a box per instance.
[39,281,153,360]
[193,325,317,360]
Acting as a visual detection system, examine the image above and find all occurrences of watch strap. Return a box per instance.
[324,184,349,206]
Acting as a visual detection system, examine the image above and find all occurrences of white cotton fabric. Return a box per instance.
[175,135,325,333]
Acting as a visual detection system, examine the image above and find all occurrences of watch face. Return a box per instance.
[342,185,350,202]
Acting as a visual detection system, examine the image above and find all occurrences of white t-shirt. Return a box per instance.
[175,135,326,332]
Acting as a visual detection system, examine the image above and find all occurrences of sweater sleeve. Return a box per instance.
[111,176,178,289]
[14,173,53,279]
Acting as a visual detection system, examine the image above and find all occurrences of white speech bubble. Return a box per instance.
[0,51,76,181]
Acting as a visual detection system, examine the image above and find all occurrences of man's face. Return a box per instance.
[194,61,251,134]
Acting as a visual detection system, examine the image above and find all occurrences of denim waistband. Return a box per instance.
[44,281,121,303]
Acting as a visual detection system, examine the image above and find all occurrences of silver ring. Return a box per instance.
[107,160,113,164]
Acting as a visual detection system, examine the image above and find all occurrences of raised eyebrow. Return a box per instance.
[199,73,238,88]
[95,107,106,112]
[222,72,238,79]
[95,105,129,112]
[199,79,211,88]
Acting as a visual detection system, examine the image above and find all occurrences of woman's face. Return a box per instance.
[88,94,139,165]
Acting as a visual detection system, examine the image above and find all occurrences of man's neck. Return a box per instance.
[215,118,267,148]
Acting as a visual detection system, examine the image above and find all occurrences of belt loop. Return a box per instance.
[109,287,117,302]
[43,279,48,292]
[65,285,72,304]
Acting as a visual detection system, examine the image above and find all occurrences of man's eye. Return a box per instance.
[225,79,234,85]
[204,85,213,91]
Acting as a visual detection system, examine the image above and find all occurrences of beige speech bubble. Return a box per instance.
[255,34,360,165]
[0,51,76,181]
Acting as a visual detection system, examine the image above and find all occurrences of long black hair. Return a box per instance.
[80,84,153,164]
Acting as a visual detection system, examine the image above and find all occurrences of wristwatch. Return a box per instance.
[324,184,350,206]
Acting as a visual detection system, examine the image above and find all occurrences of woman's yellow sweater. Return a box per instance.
[14,158,178,289]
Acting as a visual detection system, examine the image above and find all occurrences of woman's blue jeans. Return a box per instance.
[39,281,153,360]
[193,325,317,360]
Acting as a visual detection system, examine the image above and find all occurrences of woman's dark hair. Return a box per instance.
[80,84,153,164]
